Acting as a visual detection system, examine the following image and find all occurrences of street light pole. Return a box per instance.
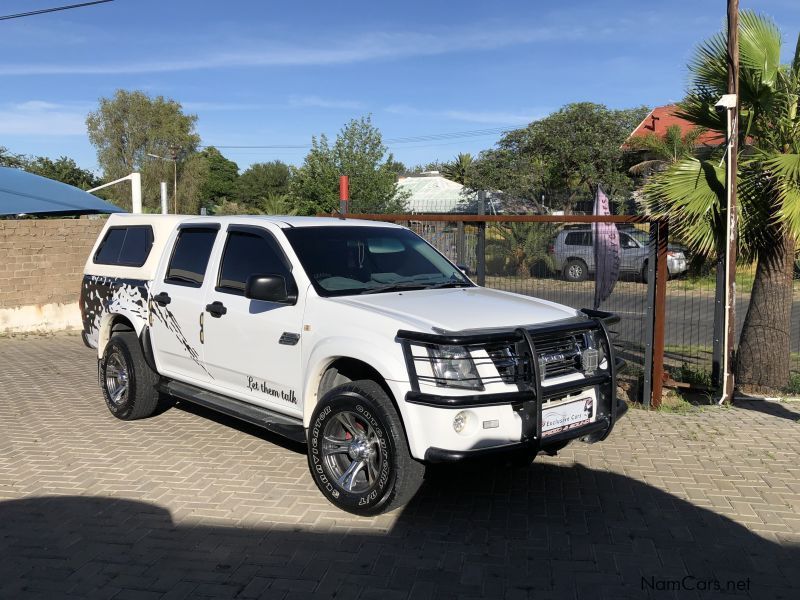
[720,0,739,404]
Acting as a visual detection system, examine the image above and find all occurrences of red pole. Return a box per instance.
[339,175,349,214]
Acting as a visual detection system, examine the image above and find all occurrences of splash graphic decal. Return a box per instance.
[80,275,211,378]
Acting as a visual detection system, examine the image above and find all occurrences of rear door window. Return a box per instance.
[165,228,218,287]
[94,226,154,267]
[564,231,591,246]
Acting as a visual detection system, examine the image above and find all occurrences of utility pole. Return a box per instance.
[720,0,739,404]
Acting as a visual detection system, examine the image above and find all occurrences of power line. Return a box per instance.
[203,126,515,150]
[0,0,113,21]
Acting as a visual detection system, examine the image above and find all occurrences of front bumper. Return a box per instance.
[397,309,625,462]
[423,398,628,462]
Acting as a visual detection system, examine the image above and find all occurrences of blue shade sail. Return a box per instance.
[0,166,124,216]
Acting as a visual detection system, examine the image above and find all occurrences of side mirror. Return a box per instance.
[245,274,297,304]
[457,264,470,275]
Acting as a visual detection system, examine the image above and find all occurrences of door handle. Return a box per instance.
[205,301,227,318]
[153,292,171,306]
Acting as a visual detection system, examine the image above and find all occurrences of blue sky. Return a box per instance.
[1,0,798,173]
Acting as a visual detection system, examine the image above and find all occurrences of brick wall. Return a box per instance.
[0,218,105,310]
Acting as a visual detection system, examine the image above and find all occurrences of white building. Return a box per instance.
[396,172,475,214]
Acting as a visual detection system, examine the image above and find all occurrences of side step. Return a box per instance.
[159,380,306,444]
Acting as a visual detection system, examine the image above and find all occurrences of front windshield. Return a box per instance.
[283,226,473,297]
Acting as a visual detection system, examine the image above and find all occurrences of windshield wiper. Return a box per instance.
[360,282,430,294]
[424,281,473,289]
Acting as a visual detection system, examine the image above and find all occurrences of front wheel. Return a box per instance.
[307,380,424,516]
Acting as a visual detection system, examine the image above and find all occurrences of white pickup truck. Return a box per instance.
[81,214,626,515]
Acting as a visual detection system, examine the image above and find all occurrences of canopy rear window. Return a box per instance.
[94,226,154,267]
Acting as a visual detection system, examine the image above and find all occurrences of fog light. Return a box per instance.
[453,411,467,433]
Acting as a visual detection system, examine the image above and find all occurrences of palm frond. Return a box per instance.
[739,11,782,84]
[764,153,800,239]
[643,158,724,257]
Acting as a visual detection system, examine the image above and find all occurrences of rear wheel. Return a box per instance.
[100,331,160,420]
[307,380,424,515]
[563,259,588,282]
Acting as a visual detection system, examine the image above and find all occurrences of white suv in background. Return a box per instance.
[550,225,688,282]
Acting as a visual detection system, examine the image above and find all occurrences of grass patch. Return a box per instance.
[783,373,800,396]
[671,363,713,387]
[656,392,698,414]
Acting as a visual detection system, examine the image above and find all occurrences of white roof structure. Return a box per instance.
[397,172,474,213]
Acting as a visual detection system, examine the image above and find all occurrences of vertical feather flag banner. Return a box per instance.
[593,186,620,309]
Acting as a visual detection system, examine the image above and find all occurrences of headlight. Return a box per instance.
[427,345,483,390]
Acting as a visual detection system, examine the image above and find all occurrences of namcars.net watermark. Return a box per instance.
[642,576,751,593]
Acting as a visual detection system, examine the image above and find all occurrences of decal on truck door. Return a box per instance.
[149,300,213,378]
[81,274,211,378]
[80,275,149,348]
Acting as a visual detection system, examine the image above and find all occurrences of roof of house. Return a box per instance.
[626,104,723,147]
[396,172,474,213]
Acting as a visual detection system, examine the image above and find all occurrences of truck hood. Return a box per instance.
[328,286,580,333]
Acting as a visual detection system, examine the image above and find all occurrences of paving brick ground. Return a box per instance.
[1,334,799,599]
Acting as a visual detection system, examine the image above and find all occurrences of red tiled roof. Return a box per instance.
[627,104,723,147]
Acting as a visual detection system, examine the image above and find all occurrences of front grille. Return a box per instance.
[486,332,588,382]
[533,333,587,378]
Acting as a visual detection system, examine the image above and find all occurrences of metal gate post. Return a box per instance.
[711,255,725,389]
[456,221,466,267]
[642,222,657,408]
[477,191,486,286]
[651,220,668,408]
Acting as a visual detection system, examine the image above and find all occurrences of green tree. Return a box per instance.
[441,153,474,184]
[0,146,25,168]
[627,125,704,176]
[468,104,649,212]
[258,193,299,215]
[290,115,408,214]
[236,161,292,206]
[25,156,99,189]
[197,147,238,210]
[487,222,557,277]
[644,12,800,391]
[86,90,201,212]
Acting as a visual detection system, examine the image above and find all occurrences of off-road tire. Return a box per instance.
[100,331,160,421]
[307,380,424,516]
[563,259,588,282]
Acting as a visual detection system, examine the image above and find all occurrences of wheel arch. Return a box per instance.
[97,312,146,359]
[306,356,397,422]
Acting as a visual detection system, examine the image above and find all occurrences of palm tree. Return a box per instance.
[258,193,298,215]
[488,222,557,277]
[627,125,705,176]
[644,12,800,391]
[441,153,474,184]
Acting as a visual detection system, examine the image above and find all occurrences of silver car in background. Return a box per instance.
[549,226,688,282]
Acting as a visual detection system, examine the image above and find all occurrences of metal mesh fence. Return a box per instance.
[406,218,800,390]
[405,219,654,389]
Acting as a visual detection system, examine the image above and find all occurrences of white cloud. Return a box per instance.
[384,104,544,126]
[287,95,365,110]
[0,101,87,136]
[0,26,583,76]
[182,96,365,112]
